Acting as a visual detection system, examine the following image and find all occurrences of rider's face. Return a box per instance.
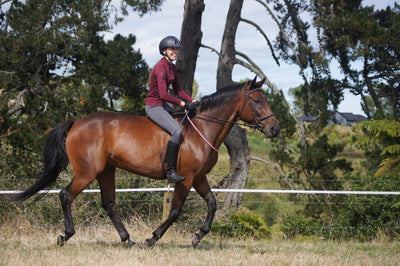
[164,47,180,62]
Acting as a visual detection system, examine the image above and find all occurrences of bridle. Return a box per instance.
[196,87,276,131]
[239,88,276,130]
[183,86,276,152]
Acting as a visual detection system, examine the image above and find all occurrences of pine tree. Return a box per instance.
[0,0,159,177]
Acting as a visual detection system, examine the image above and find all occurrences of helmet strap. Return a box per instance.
[163,51,173,63]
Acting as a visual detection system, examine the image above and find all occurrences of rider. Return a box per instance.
[145,36,197,183]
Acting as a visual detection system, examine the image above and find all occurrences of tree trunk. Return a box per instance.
[216,0,243,90]
[216,0,249,209]
[220,125,250,208]
[176,0,205,96]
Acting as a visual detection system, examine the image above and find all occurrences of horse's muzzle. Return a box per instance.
[260,118,280,138]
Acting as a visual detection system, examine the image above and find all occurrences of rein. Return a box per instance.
[186,112,218,152]
[180,86,275,152]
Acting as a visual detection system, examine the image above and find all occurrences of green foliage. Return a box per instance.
[280,214,321,239]
[272,133,352,219]
[356,120,400,176]
[212,211,271,240]
[272,0,400,120]
[263,88,296,137]
[313,1,400,119]
[330,174,400,241]
[0,0,154,178]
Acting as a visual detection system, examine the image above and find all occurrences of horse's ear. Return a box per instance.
[257,77,266,88]
[248,76,257,90]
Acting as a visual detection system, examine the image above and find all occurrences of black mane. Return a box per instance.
[198,82,247,112]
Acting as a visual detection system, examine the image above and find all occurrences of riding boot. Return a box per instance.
[166,141,186,183]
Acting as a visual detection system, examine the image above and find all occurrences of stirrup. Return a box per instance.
[167,171,186,183]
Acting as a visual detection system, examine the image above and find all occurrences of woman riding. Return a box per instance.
[145,36,197,183]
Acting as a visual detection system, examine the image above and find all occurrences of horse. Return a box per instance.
[14,76,279,248]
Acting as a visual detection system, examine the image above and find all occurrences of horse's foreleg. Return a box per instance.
[97,167,134,247]
[144,182,190,248]
[191,175,217,248]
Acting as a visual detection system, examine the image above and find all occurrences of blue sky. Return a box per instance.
[105,0,398,115]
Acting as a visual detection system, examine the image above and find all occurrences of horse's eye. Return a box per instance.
[253,99,261,104]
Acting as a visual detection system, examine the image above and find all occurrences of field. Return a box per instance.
[1,218,399,266]
[2,125,399,265]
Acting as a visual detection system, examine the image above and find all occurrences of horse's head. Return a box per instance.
[239,76,280,138]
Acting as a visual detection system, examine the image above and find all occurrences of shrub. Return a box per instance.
[329,173,400,241]
[212,210,271,239]
[280,214,321,238]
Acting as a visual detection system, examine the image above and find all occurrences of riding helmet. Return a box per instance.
[159,36,182,55]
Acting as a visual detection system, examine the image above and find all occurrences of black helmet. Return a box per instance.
[159,36,182,55]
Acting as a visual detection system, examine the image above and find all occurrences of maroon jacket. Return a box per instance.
[145,57,193,106]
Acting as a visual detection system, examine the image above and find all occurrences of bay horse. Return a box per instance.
[14,76,279,248]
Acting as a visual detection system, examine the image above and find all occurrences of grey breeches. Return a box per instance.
[145,104,183,145]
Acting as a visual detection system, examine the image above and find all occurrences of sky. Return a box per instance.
[103,0,398,116]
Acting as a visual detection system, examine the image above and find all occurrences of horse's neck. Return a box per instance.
[195,103,240,150]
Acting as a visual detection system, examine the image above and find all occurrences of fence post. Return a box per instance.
[163,181,173,221]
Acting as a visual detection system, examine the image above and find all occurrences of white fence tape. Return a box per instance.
[1,188,400,195]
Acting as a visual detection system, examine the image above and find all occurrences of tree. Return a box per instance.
[176,0,205,97]
[313,1,400,119]
[215,0,251,208]
[199,0,295,207]
[0,0,160,177]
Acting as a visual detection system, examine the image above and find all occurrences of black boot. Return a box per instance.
[166,141,186,183]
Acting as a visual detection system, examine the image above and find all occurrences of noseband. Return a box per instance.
[240,88,276,130]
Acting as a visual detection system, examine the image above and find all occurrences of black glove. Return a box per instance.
[184,101,197,113]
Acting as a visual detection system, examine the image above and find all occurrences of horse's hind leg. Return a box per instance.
[97,166,135,247]
[191,175,217,248]
[58,184,74,246]
[58,175,94,246]
[144,181,191,248]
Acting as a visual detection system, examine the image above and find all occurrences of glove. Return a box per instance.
[184,101,197,113]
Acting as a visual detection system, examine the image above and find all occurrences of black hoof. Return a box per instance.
[127,239,136,248]
[57,235,65,246]
[143,238,155,249]
[191,234,201,248]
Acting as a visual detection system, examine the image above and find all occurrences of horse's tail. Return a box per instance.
[13,120,74,202]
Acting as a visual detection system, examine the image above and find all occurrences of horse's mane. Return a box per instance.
[198,82,247,112]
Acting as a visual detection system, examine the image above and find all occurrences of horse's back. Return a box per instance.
[66,112,169,178]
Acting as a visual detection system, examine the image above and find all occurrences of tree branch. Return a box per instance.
[7,88,28,115]
[254,0,308,85]
[235,51,280,93]
[0,0,11,6]
[200,43,230,69]
[240,17,280,66]
[0,71,16,77]
[249,156,282,176]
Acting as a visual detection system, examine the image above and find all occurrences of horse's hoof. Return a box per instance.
[57,235,65,246]
[127,239,136,248]
[191,234,201,248]
[143,238,155,249]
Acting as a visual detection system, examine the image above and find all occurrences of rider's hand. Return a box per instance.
[184,101,197,113]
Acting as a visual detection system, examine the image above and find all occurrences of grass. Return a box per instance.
[1,217,399,266]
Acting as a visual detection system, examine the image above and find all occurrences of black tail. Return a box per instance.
[13,120,74,202]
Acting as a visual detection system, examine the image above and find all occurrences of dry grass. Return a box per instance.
[1,217,399,266]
